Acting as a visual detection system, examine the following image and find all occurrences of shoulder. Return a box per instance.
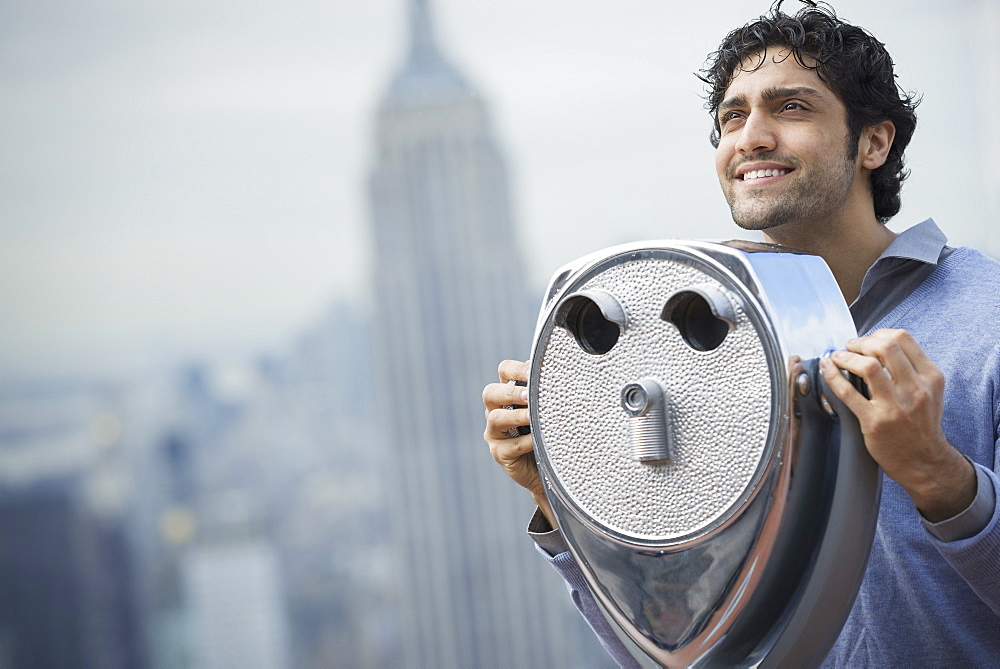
[899,247,1000,359]
[942,246,1000,274]
[928,247,1000,306]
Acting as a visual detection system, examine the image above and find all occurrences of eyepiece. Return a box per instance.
[662,286,737,352]
[555,290,627,355]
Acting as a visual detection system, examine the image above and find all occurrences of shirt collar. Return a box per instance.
[877,218,949,265]
[853,218,949,309]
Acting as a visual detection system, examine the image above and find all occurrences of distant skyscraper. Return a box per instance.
[0,386,143,669]
[183,537,291,669]
[368,1,610,666]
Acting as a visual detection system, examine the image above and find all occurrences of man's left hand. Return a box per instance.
[819,328,976,522]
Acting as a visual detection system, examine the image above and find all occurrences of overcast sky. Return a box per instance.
[1,0,996,381]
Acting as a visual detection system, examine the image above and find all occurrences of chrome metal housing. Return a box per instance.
[528,240,881,668]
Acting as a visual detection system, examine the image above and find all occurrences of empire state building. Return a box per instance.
[367,1,608,666]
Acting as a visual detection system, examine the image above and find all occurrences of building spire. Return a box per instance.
[384,0,470,105]
[408,0,440,67]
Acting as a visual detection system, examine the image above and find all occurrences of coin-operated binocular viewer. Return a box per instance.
[527,241,881,668]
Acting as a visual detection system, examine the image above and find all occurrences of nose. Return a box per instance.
[734,112,777,155]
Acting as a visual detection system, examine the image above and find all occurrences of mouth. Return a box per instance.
[740,168,791,182]
[730,160,795,186]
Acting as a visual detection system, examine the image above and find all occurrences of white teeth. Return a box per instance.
[743,169,787,181]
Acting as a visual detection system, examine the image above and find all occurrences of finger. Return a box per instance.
[819,358,872,423]
[829,349,894,400]
[866,328,939,377]
[482,382,530,411]
[485,407,531,438]
[846,331,918,384]
[489,433,534,465]
[819,356,871,418]
[498,359,529,384]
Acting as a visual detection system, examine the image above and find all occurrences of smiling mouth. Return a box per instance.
[740,168,791,181]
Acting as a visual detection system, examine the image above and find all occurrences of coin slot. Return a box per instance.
[623,385,648,413]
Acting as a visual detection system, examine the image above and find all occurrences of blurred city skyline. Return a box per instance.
[1,1,998,667]
[2,0,997,382]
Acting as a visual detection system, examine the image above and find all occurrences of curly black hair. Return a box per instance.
[700,1,919,222]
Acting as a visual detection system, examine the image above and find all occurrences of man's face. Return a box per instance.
[714,50,860,235]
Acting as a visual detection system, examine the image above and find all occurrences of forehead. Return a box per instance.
[721,49,834,105]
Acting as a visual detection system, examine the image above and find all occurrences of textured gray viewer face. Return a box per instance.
[535,257,772,541]
[530,242,877,668]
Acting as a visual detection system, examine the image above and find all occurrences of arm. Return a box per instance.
[531,521,643,669]
[484,361,639,666]
[820,328,1000,612]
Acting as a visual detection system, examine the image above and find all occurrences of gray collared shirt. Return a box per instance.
[851,217,953,335]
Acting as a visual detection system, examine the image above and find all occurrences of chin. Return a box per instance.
[729,209,792,233]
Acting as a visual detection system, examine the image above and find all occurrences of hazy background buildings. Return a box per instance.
[0,0,997,667]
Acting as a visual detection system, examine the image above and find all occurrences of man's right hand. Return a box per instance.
[483,359,557,528]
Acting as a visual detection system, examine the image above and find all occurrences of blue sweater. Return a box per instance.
[823,246,1000,666]
[538,244,1000,667]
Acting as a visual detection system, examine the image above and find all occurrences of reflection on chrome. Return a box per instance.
[529,240,881,668]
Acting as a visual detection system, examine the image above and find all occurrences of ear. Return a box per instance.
[859,120,895,171]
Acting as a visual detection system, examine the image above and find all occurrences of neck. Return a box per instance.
[763,211,896,305]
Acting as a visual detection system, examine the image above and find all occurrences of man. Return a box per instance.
[483,3,1000,667]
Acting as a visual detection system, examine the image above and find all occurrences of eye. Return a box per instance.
[719,110,745,129]
[782,101,807,112]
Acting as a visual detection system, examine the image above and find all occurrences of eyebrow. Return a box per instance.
[718,86,828,113]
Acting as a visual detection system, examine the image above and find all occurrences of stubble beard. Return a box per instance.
[724,154,857,233]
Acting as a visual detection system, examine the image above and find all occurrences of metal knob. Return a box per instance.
[621,378,673,463]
